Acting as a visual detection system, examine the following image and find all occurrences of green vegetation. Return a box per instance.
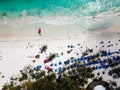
[40,45,48,53]
[35,54,40,59]
[48,53,57,61]
[2,64,93,90]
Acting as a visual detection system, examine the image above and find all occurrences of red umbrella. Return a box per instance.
[38,28,41,33]
[38,28,42,36]
[44,59,49,63]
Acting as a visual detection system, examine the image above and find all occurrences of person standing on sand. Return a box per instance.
[38,28,42,36]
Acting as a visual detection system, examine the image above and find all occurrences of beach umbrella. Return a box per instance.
[64,61,67,65]
[58,67,62,72]
[98,66,102,69]
[45,66,50,70]
[107,52,113,56]
[113,57,117,61]
[77,64,80,67]
[92,61,97,64]
[44,59,49,63]
[115,62,119,66]
[102,65,109,69]
[95,66,99,69]
[77,58,81,61]
[33,67,37,70]
[59,61,62,65]
[36,72,39,75]
[37,65,42,69]
[50,63,53,66]
[55,69,58,72]
[115,51,119,54]
[98,60,103,64]
[101,53,107,57]
[88,62,92,65]
[71,45,75,48]
[54,63,57,66]
[56,54,60,57]
[71,60,74,63]
[100,41,104,44]
[38,28,42,36]
[64,60,70,65]
[63,67,66,71]
[81,57,84,61]
[58,74,61,79]
[94,85,106,90]
[71,65,74,68]
[103,59,107,63]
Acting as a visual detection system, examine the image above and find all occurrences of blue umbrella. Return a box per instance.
[101,54,107,57]
[102,65,108,69]
[59,61,62,65]
[54,63,57,66]
[107,52,113,56]
[58,67,62,72]
[37,65,42,69]
[36,72,39,75]
[55,69,58,72]
[74,59,77,62]
[71,60,74,63]
[71,65,74,68]
[98,66,102,69]
[103,59,107,63]
[77,58,81,61]
[50,63,53,66]
[98,60,103,63]
[77,64,80,67]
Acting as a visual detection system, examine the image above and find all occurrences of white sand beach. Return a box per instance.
[0,16,120,89]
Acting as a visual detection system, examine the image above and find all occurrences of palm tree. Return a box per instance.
[88,48,93,56]
[109,80,117,88]
[40,45,48,53]
[19,72,28,82]
[47,68,53,76]
[48,53,56,61]
[57,77,80,90]
[35,54,40,59]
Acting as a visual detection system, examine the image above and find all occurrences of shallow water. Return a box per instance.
[0,0,120,29]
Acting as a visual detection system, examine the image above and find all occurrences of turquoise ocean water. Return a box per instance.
[0,0,120,29]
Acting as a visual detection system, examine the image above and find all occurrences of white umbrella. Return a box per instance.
[94,85,106,90]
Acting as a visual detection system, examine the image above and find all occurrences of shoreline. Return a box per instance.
[0,20,120,41]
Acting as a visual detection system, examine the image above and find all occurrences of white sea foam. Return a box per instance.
[39,16,76,25]
[0,16,76,28]
[0,11,120,30]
